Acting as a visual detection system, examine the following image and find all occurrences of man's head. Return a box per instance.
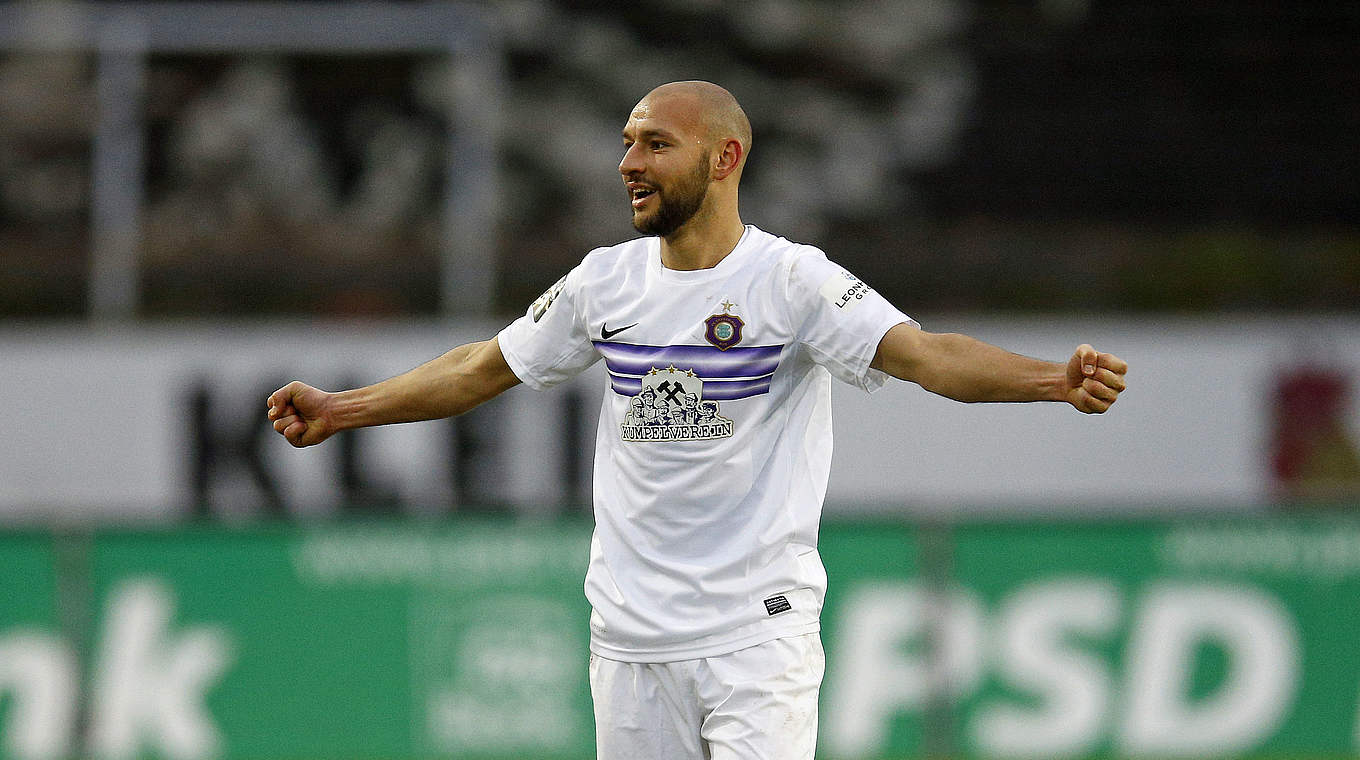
[619,81,751,238]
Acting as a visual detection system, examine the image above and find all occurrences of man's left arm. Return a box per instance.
[870,323,1128,414]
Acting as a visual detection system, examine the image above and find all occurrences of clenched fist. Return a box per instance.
[1064,344,1127,414]
[266,381,337,447]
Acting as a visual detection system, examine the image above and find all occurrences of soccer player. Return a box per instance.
[267,80,1127,760]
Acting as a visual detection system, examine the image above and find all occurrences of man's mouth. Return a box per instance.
[629,184,657,209]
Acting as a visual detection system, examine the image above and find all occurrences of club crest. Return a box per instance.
[704,300,744,351]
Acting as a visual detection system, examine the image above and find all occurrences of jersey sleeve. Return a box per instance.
[787,248,917,392]
[497,264,600,390]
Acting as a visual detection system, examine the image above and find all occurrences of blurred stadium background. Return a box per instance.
[1,0,1358,758]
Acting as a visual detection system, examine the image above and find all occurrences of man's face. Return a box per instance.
[619,95,713,237]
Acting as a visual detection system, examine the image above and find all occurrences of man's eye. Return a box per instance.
[651,141,668,150]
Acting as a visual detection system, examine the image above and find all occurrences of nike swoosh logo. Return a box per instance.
[600,322,639,340]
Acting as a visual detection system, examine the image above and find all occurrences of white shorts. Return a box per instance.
[589,633,825,760]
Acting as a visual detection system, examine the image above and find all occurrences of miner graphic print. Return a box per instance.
[598,335,783,442]
[621,366,733,441]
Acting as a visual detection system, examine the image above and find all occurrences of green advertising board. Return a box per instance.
[2,525,596,760]
[818,519,1360,759]
[0,533,64,760]
[953,522,1360,758]
[3,518,1360,760]
[90,524,596,760]
[0,532,59,629]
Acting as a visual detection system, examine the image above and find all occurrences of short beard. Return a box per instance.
[632,152,711,237]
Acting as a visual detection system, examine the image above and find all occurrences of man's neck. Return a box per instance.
[658,215,746,271]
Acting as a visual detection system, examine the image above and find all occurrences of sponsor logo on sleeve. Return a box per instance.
[818,270,873,313]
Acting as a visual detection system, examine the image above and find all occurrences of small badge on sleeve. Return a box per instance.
[764,595,792,616]
[531,275,567,322]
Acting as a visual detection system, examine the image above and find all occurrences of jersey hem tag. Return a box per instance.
[764,595,792,616]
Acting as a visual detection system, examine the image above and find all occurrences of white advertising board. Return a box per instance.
[1,315,1356,521]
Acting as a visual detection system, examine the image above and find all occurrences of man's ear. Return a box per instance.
[712,138,744,180]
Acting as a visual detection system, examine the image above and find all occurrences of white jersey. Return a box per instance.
[498,225,913,661]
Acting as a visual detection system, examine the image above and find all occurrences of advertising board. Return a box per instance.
[3,519,1360,759]
[5,316,1359,520]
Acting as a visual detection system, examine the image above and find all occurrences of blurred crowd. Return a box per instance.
[0,0,1356,319]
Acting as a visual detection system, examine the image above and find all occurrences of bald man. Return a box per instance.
[268,81,1127,759]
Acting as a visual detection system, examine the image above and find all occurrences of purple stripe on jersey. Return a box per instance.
[608,375,774,400]
[593,341,782,378]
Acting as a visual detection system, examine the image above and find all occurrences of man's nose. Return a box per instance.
[619,144,644,176]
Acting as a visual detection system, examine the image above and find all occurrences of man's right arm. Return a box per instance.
[266,336,522,448]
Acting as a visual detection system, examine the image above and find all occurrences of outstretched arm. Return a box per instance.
[266,336,522,447]
[870,323,1127,414]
